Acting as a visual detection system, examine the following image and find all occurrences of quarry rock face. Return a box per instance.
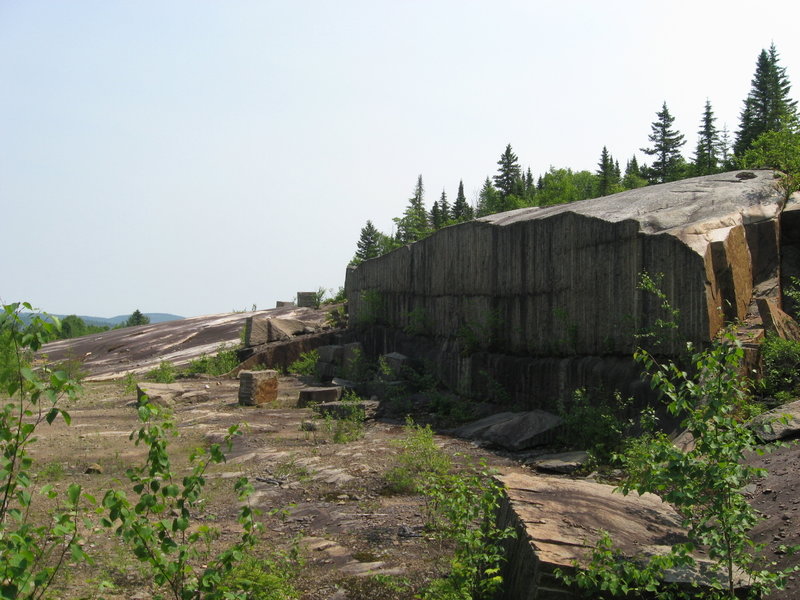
[346,171,798,406]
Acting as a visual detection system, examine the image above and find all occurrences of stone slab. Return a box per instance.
[752,399,800,441]
[298,386,342,407]
[238,370,279,406]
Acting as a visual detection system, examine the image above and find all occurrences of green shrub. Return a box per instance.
[186,344,240,376]
[418,463,515,600]
[760,332,800,399]
[287,350,319,376]
[324,389,366,444]
[556,388,635,465]
[385,418,451,494]
[217,549,302,599]
[0,302,87,600]
[147,360,176,383]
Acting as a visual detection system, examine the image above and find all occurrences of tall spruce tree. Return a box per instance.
[494,144,522,198]
[476,177,500,216]
[394,175,430,244]
[734,44,798,156]
[452,180,473,222]
[351,220,381,264]
[596,146,619,196]
[641,102,686,184]
[430,199,443,230]
[693,100,721,176]
[439,190,450,224]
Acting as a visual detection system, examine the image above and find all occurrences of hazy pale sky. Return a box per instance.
[2,1,799,318]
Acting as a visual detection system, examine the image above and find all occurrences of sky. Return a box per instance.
[2,1,799,318]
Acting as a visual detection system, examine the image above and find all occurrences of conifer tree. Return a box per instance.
[494,144,522,198]
[439,190,450,224]
[693,100,721,176]
[641,102,686,184]
[622,156,648,190]
[734,44,798,156]
[394,175,430,244]
[476,177,500,217]
[430,199,443,230]
[351,220,382,264]
[596,146,619,196]
[452,180,473,222]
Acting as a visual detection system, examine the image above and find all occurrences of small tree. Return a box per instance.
[641,102,686,183]
[693,99,722,176]
[0,303,88,599]
[451,180,473,222]
[351,220,382,265]
[126,309,150,327]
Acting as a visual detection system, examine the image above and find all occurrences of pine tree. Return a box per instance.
[641,102,686,184]
[439,190,450,224]
[452,180,473,222]
[394,175,430,244]
[126,310,150,327]
[596,146,617,196]
[476,177,500,217]
[430,199,443,230]
[719,125,733,168]
[494,144,522,198]
[693,100,721,176]
[351,220,382,264]
[622,156,648,190]
[734,44,798,156]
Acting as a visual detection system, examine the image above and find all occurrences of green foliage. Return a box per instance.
[126,309,150,328]
[559,334,796,598]
[287,350,319,376]
[101,401,260,600]
[321,390,366,444]
[147,360,177,383]
[341,347,372,382]
[596,146,622,196]
[636,271,681,352]
[121,372,138,394]
[493,144,522,199]
[404,307,430,336]
[356,289,385,327]
[641,101,686,184]
[58,314,109,339]
[385,418,451,495]
[556,388,635,465]
[760,332,800,399]
[417,463,515,600]
[693,99,723,176]
[52,353,89,382]
[394,175,431,244]
[621,335,791,598]
[351,220,383,265]
[0,302,89,600]
[740,125,800,197]
[186,345,240,377]
[216,548,302,600]
[735,44,798,157]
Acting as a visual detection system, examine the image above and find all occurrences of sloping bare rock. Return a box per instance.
[752,399,800,442]
[757,298,800,341]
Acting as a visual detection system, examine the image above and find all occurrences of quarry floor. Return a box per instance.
[30,377,524,600]
[25,376,800,600]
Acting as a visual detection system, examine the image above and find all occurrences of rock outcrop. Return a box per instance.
[346,171,799,407]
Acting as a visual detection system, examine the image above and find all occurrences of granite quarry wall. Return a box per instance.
[346,170,794,408]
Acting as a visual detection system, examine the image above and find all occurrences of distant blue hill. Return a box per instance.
[19,312,184,326]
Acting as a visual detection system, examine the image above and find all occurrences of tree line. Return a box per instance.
[351,43,799,265]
